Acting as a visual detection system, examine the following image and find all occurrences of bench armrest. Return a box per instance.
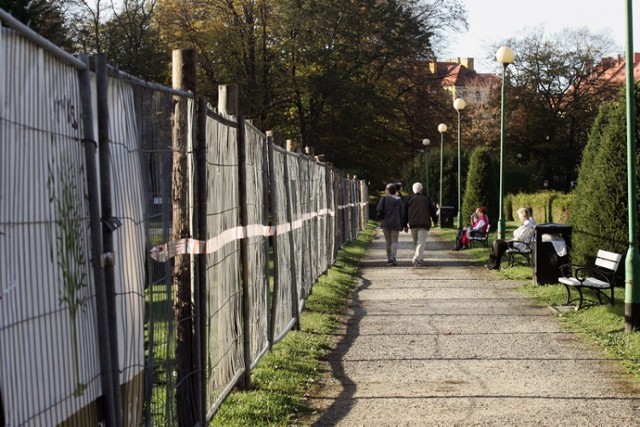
[559,263,580,278]
[508,240,532,253]
[573,266,613,284]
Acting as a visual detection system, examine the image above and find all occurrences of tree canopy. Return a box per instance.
[151,0,468,185]
[500,26,619,192]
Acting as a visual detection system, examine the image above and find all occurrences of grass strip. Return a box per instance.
[211,222,376,426]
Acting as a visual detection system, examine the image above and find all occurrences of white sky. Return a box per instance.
[439,0,640,73]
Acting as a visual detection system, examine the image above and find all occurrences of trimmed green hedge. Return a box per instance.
[505,191,572,224]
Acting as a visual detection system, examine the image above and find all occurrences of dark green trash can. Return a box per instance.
[439,206,455,228]
[533,223,572,285]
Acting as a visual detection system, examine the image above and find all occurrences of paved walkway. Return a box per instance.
[305,228,640,426]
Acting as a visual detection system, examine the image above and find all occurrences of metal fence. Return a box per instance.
[0,11,368,426]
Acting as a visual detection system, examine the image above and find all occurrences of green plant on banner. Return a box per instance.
[49,153,88,397]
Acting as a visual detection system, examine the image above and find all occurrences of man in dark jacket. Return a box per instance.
[403,182,438,267]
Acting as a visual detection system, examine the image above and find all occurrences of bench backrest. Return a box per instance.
[595,250,623,272]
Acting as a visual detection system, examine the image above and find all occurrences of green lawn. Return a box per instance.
[211,223,376,426]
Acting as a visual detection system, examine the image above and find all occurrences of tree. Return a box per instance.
[0,0,73,50]
[401,144,463,213]
[499,26,619,192]
[60,0,169,81]
[461,147,498,229]
[101,0,169,82]
[569,95,630,267]
[153,0,468,186]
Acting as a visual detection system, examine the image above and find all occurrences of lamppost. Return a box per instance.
[437,123,447,226]
[624,0,640,331]
[496,45,515,240]
[453,98,465,230]
[422,138,430,195]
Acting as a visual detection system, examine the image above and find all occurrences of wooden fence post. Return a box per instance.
[172,48,199,427]
[218,84,239,116]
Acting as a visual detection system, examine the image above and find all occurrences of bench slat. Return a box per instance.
[596,249,623,267]
[596,259,620,271]
[583,278,609,288]
[559,277,580,286]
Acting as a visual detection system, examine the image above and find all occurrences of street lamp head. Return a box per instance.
[496,46,515,66]
[438,123,448,133]
[422,138,430,147]
[453,98,466,111]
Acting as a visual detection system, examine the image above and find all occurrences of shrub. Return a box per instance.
[570,96,632,267]
[509,191,568,224]
[461,147,499,228]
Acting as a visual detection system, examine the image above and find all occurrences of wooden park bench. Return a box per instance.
[557,250,623,310]
[469,224,491,248]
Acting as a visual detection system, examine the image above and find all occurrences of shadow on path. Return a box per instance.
[310,275,372,427]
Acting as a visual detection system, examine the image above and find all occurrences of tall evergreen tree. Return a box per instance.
[569,96,631,266]
[461,147,498,230]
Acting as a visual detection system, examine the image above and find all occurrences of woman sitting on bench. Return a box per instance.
[454,206,489,251]
[484,207,535,270]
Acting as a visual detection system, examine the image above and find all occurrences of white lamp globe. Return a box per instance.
[438,123,447,133]
[496,46,515,65]
[453,98,466,111]
[422,138,430,147]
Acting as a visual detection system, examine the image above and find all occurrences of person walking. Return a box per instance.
[377,183,404,266]
[403,182,438,267]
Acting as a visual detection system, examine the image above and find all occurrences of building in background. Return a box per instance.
[429,57,500,106]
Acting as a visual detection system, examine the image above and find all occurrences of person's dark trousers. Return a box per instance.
[487,239,510,268]
[454,229,464,250]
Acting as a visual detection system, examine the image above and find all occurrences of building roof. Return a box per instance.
[430,58,500,89]
[594,53,640,84]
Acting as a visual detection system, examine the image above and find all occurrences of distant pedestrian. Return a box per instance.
[403,182,438,267]
[377,183,404,266]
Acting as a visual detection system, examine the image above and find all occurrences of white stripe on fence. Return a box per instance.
[149,202,369,262]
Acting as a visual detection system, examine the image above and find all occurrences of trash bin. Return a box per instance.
[439,206,455,228]
[533,223,572,285]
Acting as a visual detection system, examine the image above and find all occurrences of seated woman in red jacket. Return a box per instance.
[454,207,489,250]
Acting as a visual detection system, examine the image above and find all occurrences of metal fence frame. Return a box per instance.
[0,12,369,426]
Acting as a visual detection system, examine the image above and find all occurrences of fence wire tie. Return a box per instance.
[80,137,98,148]
[102,216,122,232]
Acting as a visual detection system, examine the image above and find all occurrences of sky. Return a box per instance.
[439,0,640,73]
